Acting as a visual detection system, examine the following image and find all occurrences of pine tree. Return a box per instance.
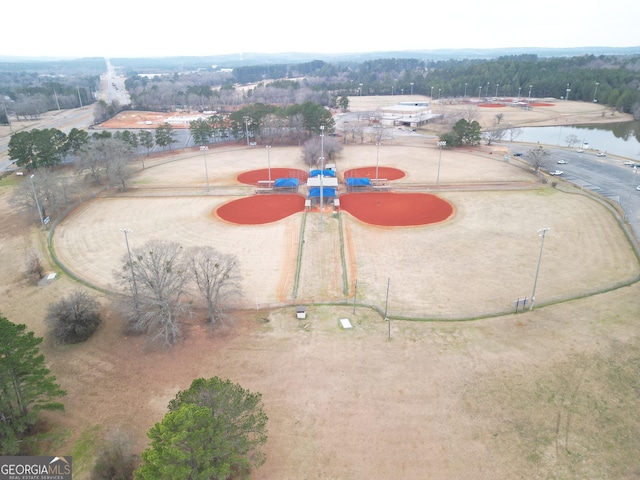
[0,314,66,454]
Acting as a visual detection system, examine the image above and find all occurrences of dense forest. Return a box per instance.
[2,53,640,123]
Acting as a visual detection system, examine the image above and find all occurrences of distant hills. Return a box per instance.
[1,46,639,72]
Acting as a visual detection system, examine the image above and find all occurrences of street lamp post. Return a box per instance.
[593,82,600,103]
[436,140,446,185]
[624,166,638,221]
[266,145,272,183]
[566,83,571,101]
[410,82,414,95]
[431,86,434,99]
[518,86,521,101]
[530,227,550,311]
[199,146,210,192]
[464,83,467,98]
[478,86,482,100]
[528,85,533,106]
[120,228,139,301]
[29,175,45,228]
[495,83,499,98]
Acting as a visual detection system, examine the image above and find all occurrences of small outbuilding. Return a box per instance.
[296,306,307,319]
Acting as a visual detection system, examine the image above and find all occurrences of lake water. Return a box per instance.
[518,121,640,159]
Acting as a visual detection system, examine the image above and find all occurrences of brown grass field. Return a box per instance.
[2,98,640,479]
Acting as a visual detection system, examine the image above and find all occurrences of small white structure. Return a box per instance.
[46,273,57,281]
[339,318,353,329]
[296,306,307,319]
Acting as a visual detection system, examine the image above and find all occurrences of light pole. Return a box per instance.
[486,81,490,99]
[565,83,571,101]
[243,116,251,146]
[464,83,467,98]
[530,227,550,311]
[319,126,325,231]
[120,228,139,301]
[266,145,272,183]
[199,146,210,192]
[359,83,363,96]
[593,82,599,103]
[518,86,521,101]
[375,140,381,183]
[431,86,434,99]
[410,82,414,95]
[29,175,45,228]
[624,166,638,222]
[495,83,499,98]
[528,85,533,106]
[438,88,441,100]
[478,85,482,100]
[436,140,446,185]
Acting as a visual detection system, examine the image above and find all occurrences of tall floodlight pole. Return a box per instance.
[431,86,434,99]
[565,83,571,101]
[320,125,325,231]
[478,86,482,100]
[530,227,550,311]
[266,145,272,183]
[384,278,391,339]
[120,228,139,302]
[410,82,414,95]
[375,140,381,183]
[593,82,599,103]
[495,83,499,98]
[200,146,210,192]
[29,175,45,228]
[528,85,533,106]
[464,83,467,98]
[518,86,522,101]
[436,140,446,185]
[243,116,250,146]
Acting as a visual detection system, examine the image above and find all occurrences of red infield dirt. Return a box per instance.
[216,194,306,224]
[530,102,555,107]
[478,103,506,108]
[237,168,308,186]
[342,166,405,180]
[340,192,454,227]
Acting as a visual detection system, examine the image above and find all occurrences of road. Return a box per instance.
[515,147,640,242]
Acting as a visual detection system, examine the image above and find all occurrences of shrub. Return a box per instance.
[46,290,101,343]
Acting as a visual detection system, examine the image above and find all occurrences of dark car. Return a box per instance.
[513,152,523,156]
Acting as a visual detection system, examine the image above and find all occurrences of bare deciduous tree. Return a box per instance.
[301,136,342,167]
[527,146,551,174]
[45,290,102,344]
[117,240,191,346]
[188,246,241,325]
[24,249,44,280]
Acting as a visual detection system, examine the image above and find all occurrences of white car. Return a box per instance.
[549,170,563,176]
[637,185,640,191]
[624,161,635,165]
[596,152,606,157]
[557,159,567,164]
[577,149,585,153]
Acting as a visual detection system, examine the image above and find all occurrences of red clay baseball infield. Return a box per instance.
[237,168,309,186]
[342,166,405,180]
[340,192,454,226]
[216,192,454,226]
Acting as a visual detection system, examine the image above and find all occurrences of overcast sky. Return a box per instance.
[4,0,639,58]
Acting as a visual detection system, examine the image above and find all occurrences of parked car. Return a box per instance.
[624,161,635,165]
[637,185,640,191]
[557,159,567,164]
[513,152,523,156]
[549,170,563,176]
[596,152,606,157]
[577,149,585,153]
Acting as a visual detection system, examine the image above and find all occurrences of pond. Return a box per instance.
[517,121,640,159]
